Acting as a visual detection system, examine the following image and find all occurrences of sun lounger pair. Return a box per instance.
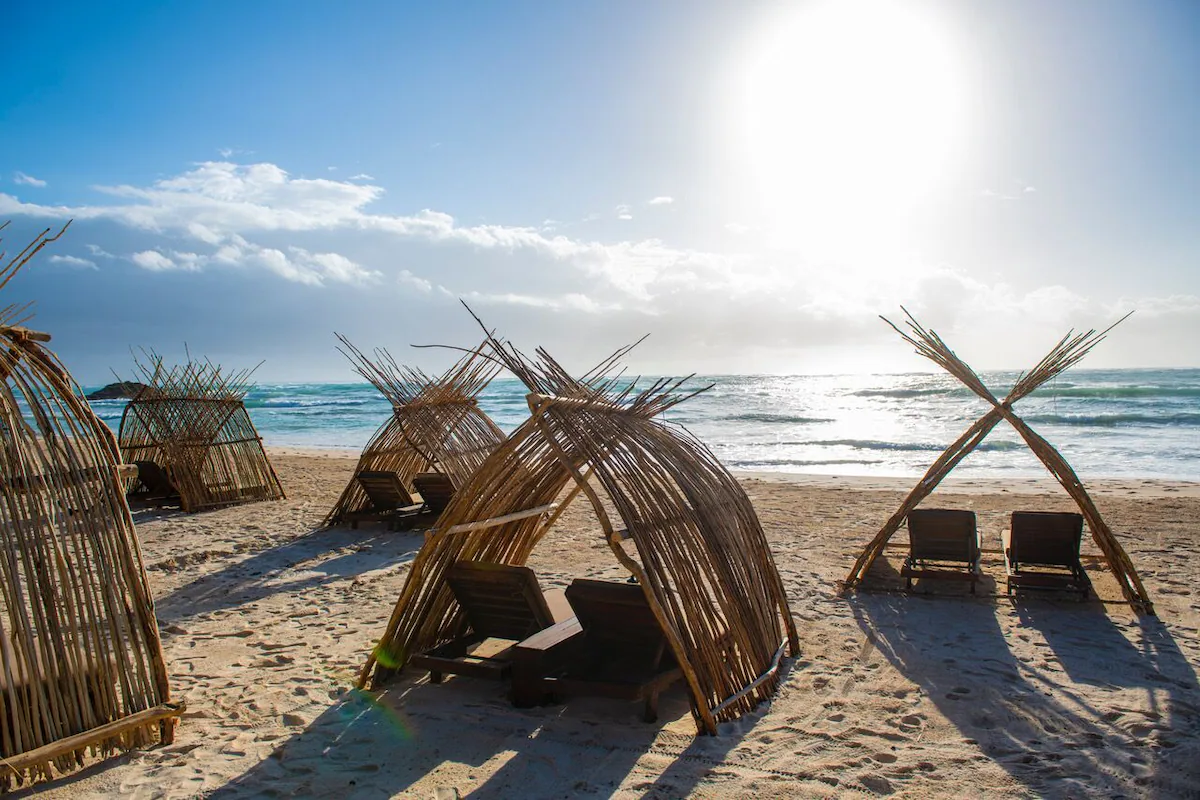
[409,562,682,723]
[902,508,1090,599]
[345,470,456,530]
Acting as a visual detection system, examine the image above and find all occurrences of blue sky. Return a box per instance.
[3,0,1198,383]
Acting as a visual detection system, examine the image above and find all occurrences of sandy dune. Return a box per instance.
[15,451,1200,799]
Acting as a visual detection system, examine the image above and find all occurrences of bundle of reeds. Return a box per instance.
[360,317,799,735]
[118,351,284,512]
[0,222,180,788]
[324,336,505,526]
[844,308,1154,615]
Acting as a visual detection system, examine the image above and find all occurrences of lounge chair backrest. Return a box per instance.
[357,471,415,511]
[447,562,556,640]
[907,508,978,562]
[565,579,668,661]
[1009,511,1084,567]
[413,472,455,513]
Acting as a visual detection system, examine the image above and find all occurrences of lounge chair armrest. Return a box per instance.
[515,617,582,654]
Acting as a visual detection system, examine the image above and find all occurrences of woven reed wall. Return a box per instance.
[0,222,175,788]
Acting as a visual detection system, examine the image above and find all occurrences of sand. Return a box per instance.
[14,450,1200,799]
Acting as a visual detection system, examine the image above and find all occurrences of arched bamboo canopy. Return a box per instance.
[118,352,284,513]
[360,321,800,735]
[844,308,1154,615]
[324,335,506,527]
[0,222,180,788]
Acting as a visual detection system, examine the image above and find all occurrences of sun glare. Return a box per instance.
[731,0,969,258]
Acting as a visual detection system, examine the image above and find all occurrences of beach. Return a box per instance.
[14,449,1200,799]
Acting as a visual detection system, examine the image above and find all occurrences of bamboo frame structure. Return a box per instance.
[117,353,285,513]
[324,336,505,527]
[843,308,1154,615]
[0,222,180,789]
[360,321,800,735]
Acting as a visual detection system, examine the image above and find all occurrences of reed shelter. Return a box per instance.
[118,353,284,513]
[360,325,800,735]
[843,308,1154,615]
[325,336,506,527]
[0,222,180,788]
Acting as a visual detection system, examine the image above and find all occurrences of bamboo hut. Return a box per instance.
[118,353,284,513]
[0,223,180,788]
[843,308,1154,615]
[324,336,506,527]
[360,324,800,735]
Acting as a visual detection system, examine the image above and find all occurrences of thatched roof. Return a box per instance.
[0,222,180,788]
[324,336,505,526]
[844,308,1153,614]
[118,352,284,513]
[360,322,799,735]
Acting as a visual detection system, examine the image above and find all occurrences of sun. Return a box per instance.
[729,0,970,258]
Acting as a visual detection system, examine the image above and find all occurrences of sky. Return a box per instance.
[2,0,1199,384]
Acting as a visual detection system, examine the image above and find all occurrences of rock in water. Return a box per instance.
[86,381,148,400]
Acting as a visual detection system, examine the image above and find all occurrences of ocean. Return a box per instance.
[86,368,1200,480]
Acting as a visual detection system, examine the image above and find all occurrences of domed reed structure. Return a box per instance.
[0,222,180,788]
[360,323,799,735]
[324,336,506,528]
[118,353,284,513]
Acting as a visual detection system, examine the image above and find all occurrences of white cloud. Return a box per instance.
[2,157,1195,370]
[131,250,182,271]
[349,173,375,181]
[647,196,674,205]
[86,243,115,258]
[615,204,633,221]
[14,172,47,187]
[48,254,97,269]
[398,269,433,293]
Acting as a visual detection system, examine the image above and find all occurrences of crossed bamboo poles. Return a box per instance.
[844,308,1154,615]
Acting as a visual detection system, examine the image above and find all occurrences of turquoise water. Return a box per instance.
[87,368,1200,480]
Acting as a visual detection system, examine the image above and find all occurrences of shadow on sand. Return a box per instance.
[853,592,1200,798]
[204,670,741,799]
[152,525,425,623]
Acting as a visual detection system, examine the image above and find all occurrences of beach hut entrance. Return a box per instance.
[843,309,1154,615]
[324,336,506,528]
[0,222,181,788]
[360,331,800,735]
[118,353,285,513]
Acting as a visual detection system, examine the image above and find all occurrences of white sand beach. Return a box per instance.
[15,450,1200,799]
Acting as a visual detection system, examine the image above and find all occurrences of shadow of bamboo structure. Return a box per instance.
[852,593,1200,798]
[0,222,180,789]
[152,526,425,624]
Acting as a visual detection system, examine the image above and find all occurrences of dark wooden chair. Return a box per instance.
[511,578,683,723]
[409,562,572,684]
[412,472,456,515]
[1003,511,1091,599]
[901,508,983,593]
[346,470,424,530]
[128,460,179,505]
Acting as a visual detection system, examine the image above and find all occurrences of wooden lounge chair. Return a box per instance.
[412,472,455,515]
[901,508,983,593]
[409,562,572,684]
[345,470,424,530]
[1002,511,1091,599]
[510,578,683,723]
